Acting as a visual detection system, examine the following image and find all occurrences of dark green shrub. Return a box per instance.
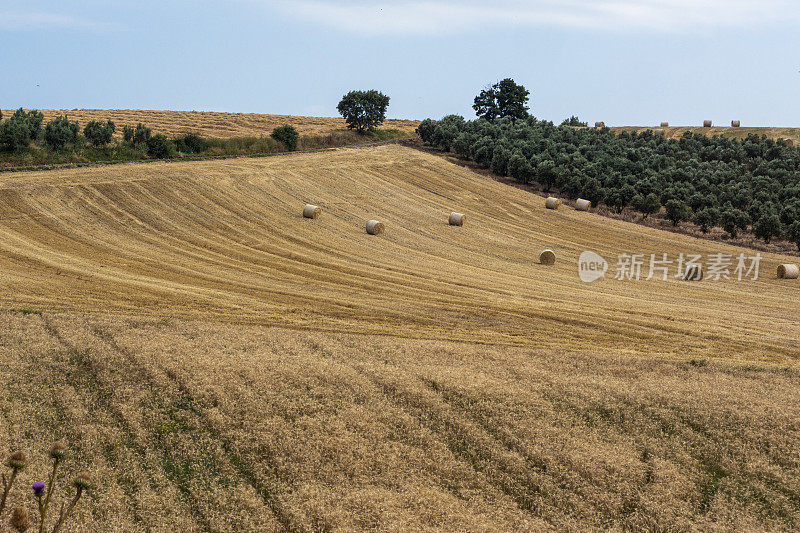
[176,132,208,154]
[122,125,134,143]
[7,108,44,140]
[787,220,800,250]
[507,152,533,184]
[693,207,721,233]
[665,199,690,226]
[753,211,783,243]
[27,110,44,139]
[146,134,175,158]
[0,115,32,150]
[451,132,475,158]
[581,178,606,206]
[632,193,661,218]
[44,116,79,150]
[490,146,511,175]
[337,90,390,133]
[605,184,636,213]
[560,115,587,127]
[83,120,115,147]
[416,119,436,143]
[536,160,557,191]
[430,115,464,152]
[780,198,800,226]
[134,123,152,145]
[270,125,299,151]
[721,207,750,238]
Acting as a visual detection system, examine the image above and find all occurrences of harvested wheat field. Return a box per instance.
[608,125,800,144]
[1,109,420,139]
[1,144,799,531]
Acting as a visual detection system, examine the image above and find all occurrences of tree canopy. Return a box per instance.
[473,78,530,121]
[418,114,800,244]
[337,90,390,133]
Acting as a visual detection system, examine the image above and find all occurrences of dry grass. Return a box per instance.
[0,144,797,356]
[1,313,798,531]
[0,144,799,530]
[1,109,421,139]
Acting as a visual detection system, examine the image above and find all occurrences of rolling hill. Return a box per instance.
[0,109,421,139]
[0,144,798,531]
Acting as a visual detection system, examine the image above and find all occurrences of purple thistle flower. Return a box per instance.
[32,481,45,496]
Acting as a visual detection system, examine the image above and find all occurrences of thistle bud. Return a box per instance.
[49,442,67,460]
[31,482,45,497]
[9,507,31,532]
[5,451,27,471]
[73,472,93,491]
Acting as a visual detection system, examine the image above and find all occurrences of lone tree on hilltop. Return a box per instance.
[473,78,530,121]
[337,90,390,134]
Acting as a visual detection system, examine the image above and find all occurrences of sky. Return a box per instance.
[1,0,798,126]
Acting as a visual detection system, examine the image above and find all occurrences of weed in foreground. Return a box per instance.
[1,444,93,533]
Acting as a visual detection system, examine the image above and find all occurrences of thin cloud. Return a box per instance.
[266,0,800,35]
[0,11,118,31]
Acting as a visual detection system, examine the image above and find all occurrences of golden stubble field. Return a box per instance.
[0,144,797,358]
[0,144,799,531]
[1,109,421,139]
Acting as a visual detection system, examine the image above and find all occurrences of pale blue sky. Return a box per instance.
[1,0,798,126]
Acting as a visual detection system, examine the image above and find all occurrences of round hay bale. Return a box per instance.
[595,121,605,128]
[660,122,669,127]
[539,249,556,265]
[777,264,799,279]
[302,204,321,219]
[575,198,591,211]
[683,264,703,281]
[366,220,384,235]
[448,212,465,226]
[703,120,712,128]
[731,120,741,127]
[545,197,561,210]
[654,128,665,137]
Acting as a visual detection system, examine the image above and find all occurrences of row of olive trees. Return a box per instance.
[1,89,392,155]
[0,109,118,150]
[0,108,203,158]
[416,82,800,249]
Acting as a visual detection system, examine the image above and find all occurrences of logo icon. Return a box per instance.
[578,251,608,282]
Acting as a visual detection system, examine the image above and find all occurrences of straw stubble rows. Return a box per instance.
[0,144,799,530]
